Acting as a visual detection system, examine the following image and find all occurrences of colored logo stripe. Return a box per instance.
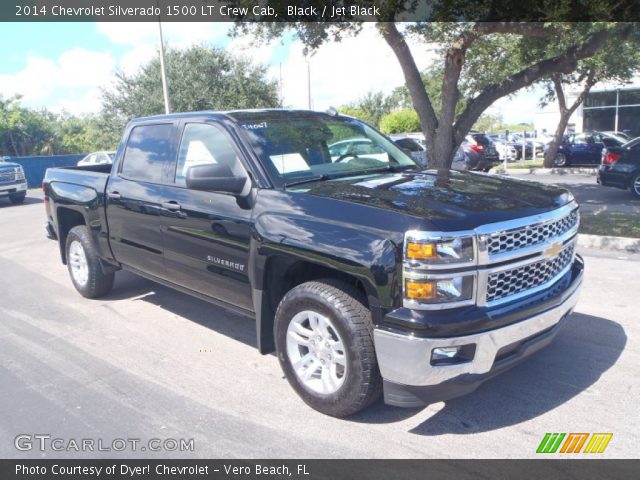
[560,433,589,453]
[583,433,613,454]
[536,433,565,453]
[537,433,613,454]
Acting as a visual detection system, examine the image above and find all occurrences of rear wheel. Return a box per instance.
[9,192,26,204]
[65,225,114,298]
[274,280,382,417]
[631,173,640,199]
[554,153,568,167]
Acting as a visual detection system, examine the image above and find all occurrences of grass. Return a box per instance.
[579,211,640,238]
[505,159,545,169]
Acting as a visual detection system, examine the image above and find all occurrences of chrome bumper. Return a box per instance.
[0,182,27,195]
[374,278,581,387]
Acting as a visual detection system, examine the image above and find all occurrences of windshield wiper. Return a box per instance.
[283,174,329,188]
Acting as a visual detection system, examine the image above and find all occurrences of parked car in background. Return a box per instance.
[77,151,116,167]
[487,134,517,162]
[553,131,625,167]
[598,136,640,198]
[601,131,633,142]
[460,133,500,172]
[390,135,428,167]
[0,157,28,204]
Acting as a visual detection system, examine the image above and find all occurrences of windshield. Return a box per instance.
[236,115,417,187]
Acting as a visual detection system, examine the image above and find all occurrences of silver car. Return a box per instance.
[77,151,116,167]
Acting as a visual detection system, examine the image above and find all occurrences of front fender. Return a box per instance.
[251,212,401,309]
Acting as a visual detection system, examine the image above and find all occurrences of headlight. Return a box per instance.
[405,233,475,265]
[405,275,475,304]
[15,167,25,180]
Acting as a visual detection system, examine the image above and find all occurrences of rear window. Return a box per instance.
[395,138,423,152]
[471,134,492,146]
[121,124,173,183]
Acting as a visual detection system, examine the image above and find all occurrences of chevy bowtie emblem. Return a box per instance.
[545,242,562,257]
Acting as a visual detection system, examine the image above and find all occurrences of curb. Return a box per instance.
[502,167,598,176]
[577,233,640,253]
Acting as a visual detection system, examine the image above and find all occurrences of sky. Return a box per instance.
[0,22,539,123]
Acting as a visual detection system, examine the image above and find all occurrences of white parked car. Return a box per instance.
[77,151,116,167]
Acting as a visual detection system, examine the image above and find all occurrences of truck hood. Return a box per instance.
[289,169,574,230]
[0,162,20,169]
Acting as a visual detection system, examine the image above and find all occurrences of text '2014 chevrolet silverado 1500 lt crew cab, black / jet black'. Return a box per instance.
[43,110,583,417]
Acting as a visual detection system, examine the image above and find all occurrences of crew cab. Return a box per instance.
[43,110,583,417]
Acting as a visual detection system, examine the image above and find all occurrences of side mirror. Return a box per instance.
[185,164,247,194]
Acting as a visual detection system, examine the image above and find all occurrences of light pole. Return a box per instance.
[157,19,171,114]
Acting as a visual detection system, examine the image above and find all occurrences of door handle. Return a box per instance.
[107,191,121,199]
[162,201,182,211]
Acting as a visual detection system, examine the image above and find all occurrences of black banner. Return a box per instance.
[3,0,640,22]
[1,459,639,480]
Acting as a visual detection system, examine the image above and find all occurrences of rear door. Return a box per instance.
[106,122,177,276]
[160,121,254,311]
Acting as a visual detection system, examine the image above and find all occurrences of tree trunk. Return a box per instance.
[543,111,572,167]
[543,69,597,167]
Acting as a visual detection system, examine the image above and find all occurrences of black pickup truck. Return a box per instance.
[43,110,583,417]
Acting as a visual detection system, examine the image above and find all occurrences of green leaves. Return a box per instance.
[100,44,280,128]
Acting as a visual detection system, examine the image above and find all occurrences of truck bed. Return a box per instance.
[44,163,112,193]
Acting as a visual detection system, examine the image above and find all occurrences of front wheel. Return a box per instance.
[274,280,382,417]
[554,153,568,167]
[631,173,640,199]
[65,225,115,298]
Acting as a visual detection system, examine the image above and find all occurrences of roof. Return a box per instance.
[131,108,343,124]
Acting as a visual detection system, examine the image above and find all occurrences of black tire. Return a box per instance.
[9,192,26,204]
[630,173,640,199]
[65,225,114,298]
[274,280,382,417]
[554,153,568,167]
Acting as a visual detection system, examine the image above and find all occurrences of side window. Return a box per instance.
[175,123,240,187]
[573,133,590,145]
[121,124,174,183]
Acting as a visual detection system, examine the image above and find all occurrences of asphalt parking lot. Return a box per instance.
[507,170,640,215]
[1,190,638,458]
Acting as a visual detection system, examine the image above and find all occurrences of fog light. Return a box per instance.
[431,344,476,366]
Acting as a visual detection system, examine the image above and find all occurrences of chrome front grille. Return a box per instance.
[487,209,578,256]
[486,242,575,303]
[0,169,16,183]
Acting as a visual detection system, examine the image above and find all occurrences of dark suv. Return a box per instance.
[460,133,500,172]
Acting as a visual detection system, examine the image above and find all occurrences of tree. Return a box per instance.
[379,109,420,134]
[101,44,280,136]
[541,36,640,167]
[339,91,395,128]
[237,18,635,168]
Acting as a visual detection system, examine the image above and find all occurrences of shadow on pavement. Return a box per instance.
[348,313,626,429]
[0,196,42,208]
[103,270,259,349]
[408,313,625,435]
[102,271,626,432]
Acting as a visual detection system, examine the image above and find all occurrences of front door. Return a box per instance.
[160,122,254,311]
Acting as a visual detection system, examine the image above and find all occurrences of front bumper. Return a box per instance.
[374,257,583,407]
[0,181,28,197]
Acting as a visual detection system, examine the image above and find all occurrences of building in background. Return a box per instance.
[534,77,640,138]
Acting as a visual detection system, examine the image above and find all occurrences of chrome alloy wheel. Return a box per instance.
[286,310,347,395]
[69,240,89,286]
[634,176,640,196]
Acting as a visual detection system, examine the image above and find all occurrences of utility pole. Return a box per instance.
[306,57,312,109]
[157,19,171,114]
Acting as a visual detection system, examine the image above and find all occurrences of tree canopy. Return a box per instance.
[101,45,281,139]
[238,20,638,167]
